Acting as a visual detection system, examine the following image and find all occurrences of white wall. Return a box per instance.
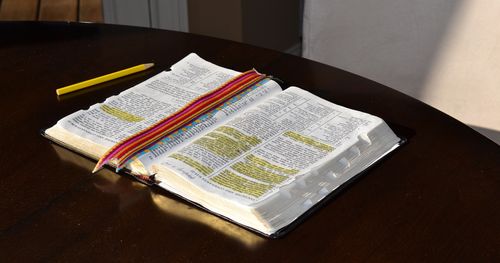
[303,0,500,144]
[102,0,188,31]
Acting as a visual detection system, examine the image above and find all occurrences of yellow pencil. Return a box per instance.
[56,63,155,96]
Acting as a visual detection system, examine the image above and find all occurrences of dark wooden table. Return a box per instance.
[1,22,499,262]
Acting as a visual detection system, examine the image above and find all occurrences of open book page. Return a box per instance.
[154,87,386,205]
[131,79,282,174]
[51,53,239,148]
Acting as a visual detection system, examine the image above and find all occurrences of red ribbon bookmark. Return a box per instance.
[93,69,267,173]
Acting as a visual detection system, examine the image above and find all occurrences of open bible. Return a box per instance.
[44,53,403,237]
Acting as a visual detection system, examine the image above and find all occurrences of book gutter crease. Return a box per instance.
[93,69,266,173]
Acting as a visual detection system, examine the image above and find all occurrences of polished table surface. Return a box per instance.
[1,22,499,262]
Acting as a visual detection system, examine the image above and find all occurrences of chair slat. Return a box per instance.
[39,0,77,21]
[79,0,102,22]
[0,0,39,20]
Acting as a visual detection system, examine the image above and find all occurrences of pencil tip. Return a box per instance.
[144,63,155,69]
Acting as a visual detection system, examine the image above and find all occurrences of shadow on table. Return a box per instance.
[50,143,266,248]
